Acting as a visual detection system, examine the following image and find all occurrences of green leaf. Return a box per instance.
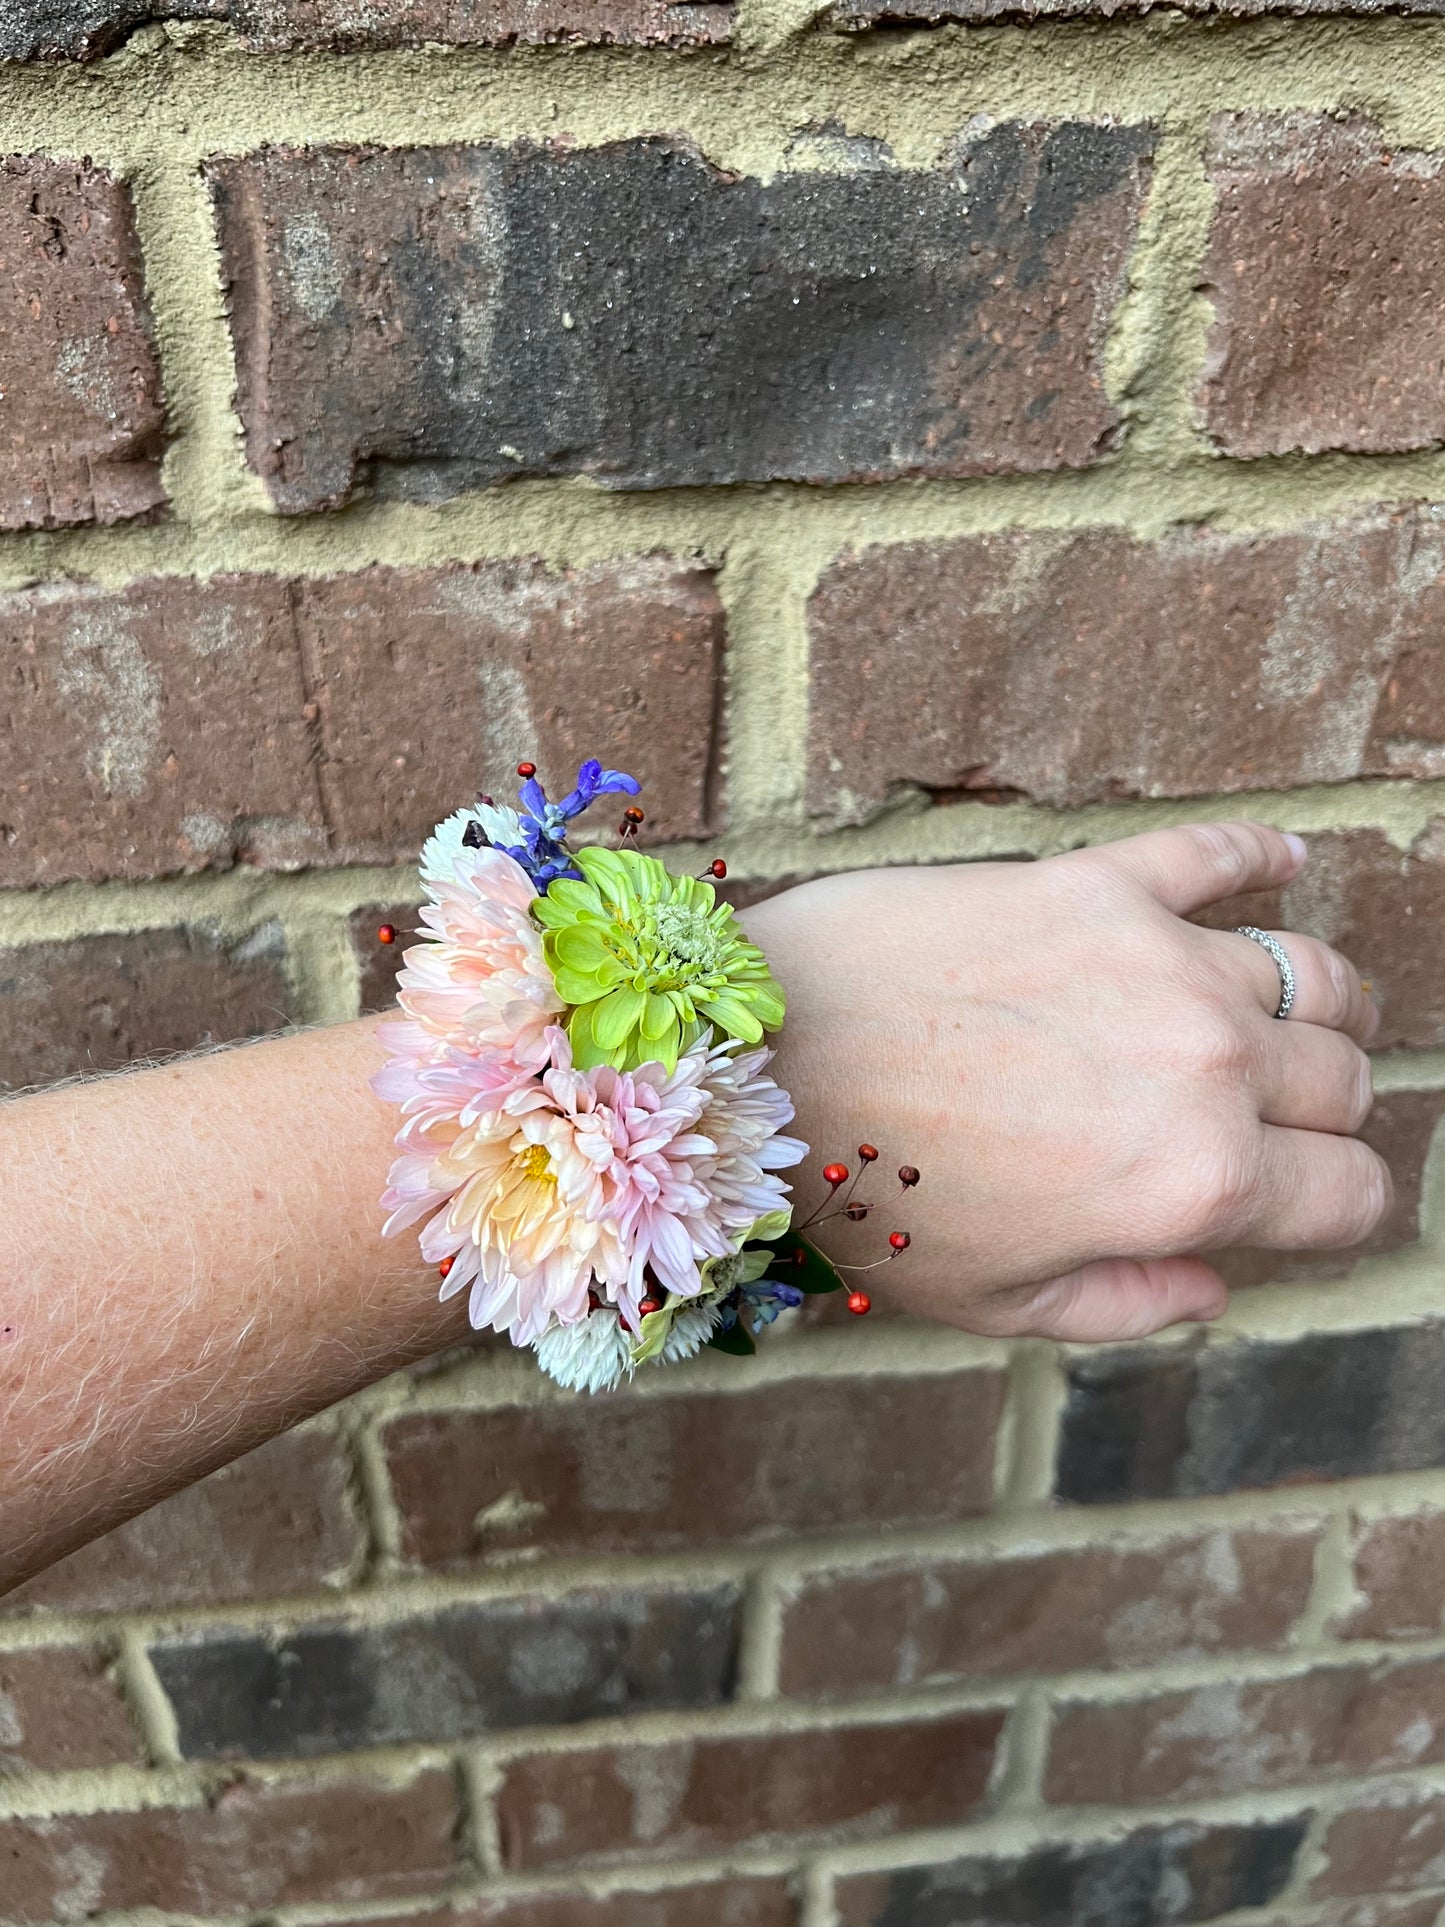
[748,1209,793,1244]
[630,1293,683,1366]
[757,1230,846,1295]
[708,1318,756,1356]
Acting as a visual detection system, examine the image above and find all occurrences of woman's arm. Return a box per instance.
[0,821,1385,1593]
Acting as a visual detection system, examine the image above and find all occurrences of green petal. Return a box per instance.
[591,984,646,1050]
[566,1000,611,1070]
[640,991,675,1041]
[552,967,609,1007]
[699,992,764,1042]
[552,923,613,970]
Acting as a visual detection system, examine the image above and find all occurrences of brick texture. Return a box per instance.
[1046,1656,1445,1805]
[497,1712,1004,1869]
[0,559,721,887]
[1337,1509,1445,1641]
[0,1646,141,1770]
[1,1,732,58]
[383,1369,1004,1567]
[833,1818,1308,1927]
[1,1429,364,1616]
[210,127,1153,513]
[0,925,290,1091]
[0,157,165,528]
[1202,116,1445,459]
[323,1886,799,1927]
[1315,1791,1445,1897]
[777,1524,1320,1699]
[1055,1322,1445,1505]
[806,516,1445,824]
[835,0,1445,15]
[149,1586,740,1759]
[0,1772,461,1921]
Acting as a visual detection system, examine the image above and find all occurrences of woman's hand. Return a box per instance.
[744,822,1386,1342]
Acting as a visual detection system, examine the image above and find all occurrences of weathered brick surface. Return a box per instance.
[0,559,721,887]
[383,1370,1004,1567]
[1315,1791,1445,1897]
[349,902,419,1015]
[324,1886,799,1927]
[1,0,731,58]
[0,1770,461,1922]
[1202,117,1445,459]
[1272,1905,1445,1927]
[1,1429,363,1616]
[150,1586,740,1759]
[1045,1656,1445,1805]
[835,0,1445,15]
[210,127,1153,513]
[0,158,166,528]
[0,925,289,1092]
[806,516,1445,824]
[498,1712,1004,1869]
[0,1647,142,1770]
[1055,1323,1445,1505]
[776,1524,1319,1699]
[833,1818,1308,1927]
[1336,1509,1445,1641]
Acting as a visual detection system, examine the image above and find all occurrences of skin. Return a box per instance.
[0,821,1385,1593]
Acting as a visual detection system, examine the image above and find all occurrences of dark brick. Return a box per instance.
[1202,117,1445,459]
[777,1524,1319,1699]
[210,126,1153,513]
[150,1585,740,1760]
[1,1429,363,1616]
[0,559,721,887]
[1315,1792,1445,1896]
[1215,1089,1445,1287]
[0,925,289,1092]
[0,157,165,527]
[384,1370,1004,1568]
[1,0,731,58]
[833,1818,1307,1927]
[1055,1324,1445,1505]
[0,1769,460,1922]
[498,1711,1004,1869]
[350,902,420,1015]
[0,1646,141,1769]
[322,1886,798,1927]
[806,515,1445,825]
[1046,1656,1445,1805]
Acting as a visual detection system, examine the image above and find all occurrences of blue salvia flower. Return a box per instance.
[499,760,641,886]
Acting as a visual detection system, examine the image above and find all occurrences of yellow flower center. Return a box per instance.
[517,1143,555,1186]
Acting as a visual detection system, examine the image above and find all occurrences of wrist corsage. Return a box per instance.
[373,758,919,1394]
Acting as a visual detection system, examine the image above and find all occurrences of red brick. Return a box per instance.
[5,1,731,57]
[498,1711,1004,1870]
[1337,1510,1445,1641]
[1202,117,1445,458]
[1315,1791,1445,1897]
[0,925,290,1092]
[0,559,721,887]
[384,1369,1005,1568]
[838,0,1443,14]
[1,1430,364,1616]
[806,515,1445,825]
[322,1885,796,1927]
[1279,1904,1445,1927]
[1046,1656,1445,1806]
[350,901,420,1015]
[0,1646,141,1769]
[0,1770,461,1923]
[0,157,165,528]
[777,1524,1319,1699]
[210,129,1152,513]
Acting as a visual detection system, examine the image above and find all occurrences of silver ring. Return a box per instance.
[1233,925,1296,1020]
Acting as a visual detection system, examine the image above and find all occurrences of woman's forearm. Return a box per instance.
[0,1019,465,1593]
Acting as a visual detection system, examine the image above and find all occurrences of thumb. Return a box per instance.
[981,1256,1230,1342]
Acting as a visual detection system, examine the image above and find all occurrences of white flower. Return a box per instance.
[533,1307,633,1394]
[659,1298,725,1364]
[421,802,527,884]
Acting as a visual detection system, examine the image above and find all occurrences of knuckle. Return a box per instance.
[1172,1005,1253,1082]
[1185,821,1255,893]
[1163,1131,1258,1245]
[1315,942,1356,1025]
[1341,1147,1392,1244]
[1347,1046,1376,1131]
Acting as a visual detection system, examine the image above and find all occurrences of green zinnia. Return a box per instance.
[532,846,786,1073]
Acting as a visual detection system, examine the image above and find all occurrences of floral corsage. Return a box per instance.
[373,759,918,1394]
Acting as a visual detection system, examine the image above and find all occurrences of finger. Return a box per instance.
[1251,1024,1374,1134]
[1072,821,1306,917]
[1239,1127,1392,1249]
[1212,927,1379,1045]
[973,1256,1229,1342]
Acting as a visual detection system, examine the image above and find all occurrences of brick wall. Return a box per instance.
[4,7,1445,1927]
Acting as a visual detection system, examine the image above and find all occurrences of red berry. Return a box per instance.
[858,1142,879,1162]
[889,1231,911,1251]
[710,858,728,879]
[438,1256,455,1279]
[377,923,397,945]
[847,1290,872,1315]
[638,1295,663,1317]
[823,1162,849,1187]
[898,1165,921,1188]
[516,761,537,778]
[587,1288,602,1310]
[624,805,646,824]
[844,1201,869,1221]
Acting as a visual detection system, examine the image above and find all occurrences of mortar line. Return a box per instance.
[992,1341,1067,1516]
[990,1687,1052,1816]
[1290,1509,1362,1652]
[113,1626,184,1768]
[737,1561,786,1702]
